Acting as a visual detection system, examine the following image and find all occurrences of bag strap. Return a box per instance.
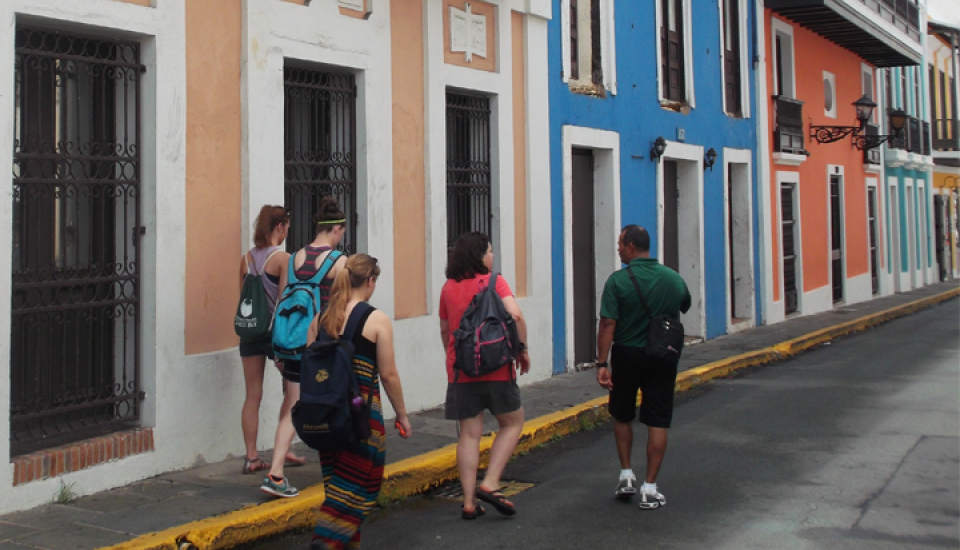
[341,301,372,343]
[626,267,655,322]
[305,250,343,285]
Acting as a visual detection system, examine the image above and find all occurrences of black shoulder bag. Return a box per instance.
[626,268,685,361]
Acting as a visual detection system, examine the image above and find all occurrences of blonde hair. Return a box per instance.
[318,254,381,338]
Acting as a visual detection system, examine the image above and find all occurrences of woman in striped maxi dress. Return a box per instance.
[307,254,412,550]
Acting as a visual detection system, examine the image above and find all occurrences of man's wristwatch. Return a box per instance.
[518,342,527,354]
[596,362,608,369]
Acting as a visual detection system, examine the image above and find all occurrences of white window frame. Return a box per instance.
[718,0,750,117]
[823,71,837,119]
[770,17,796,99]
[655,0,695,108]
[860,63,875,123]
[560,0,617,95]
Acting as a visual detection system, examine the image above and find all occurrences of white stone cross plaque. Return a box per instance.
[450,3,487,62]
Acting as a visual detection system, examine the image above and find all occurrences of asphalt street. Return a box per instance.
[250,300,959,550]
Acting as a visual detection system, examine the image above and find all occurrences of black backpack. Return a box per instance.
[626,268,685,361]
[292,303,373,452]
[453,273,521,377]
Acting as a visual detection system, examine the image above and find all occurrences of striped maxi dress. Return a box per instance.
[312,306,386,549]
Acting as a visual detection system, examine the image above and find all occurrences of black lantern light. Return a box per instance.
[650,136,667,163]
[704,148,717,171]
[811,94,906,151]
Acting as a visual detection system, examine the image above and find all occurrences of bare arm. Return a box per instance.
[371,312,411,437]
[596,317,616,390]
[439,319,450,351]
[502,296,530,374]
[238,255,248,292]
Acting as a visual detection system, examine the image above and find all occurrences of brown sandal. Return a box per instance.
[242,457,270,475]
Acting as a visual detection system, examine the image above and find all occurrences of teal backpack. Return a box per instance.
[272,250,343,361]
[234,250,280,341]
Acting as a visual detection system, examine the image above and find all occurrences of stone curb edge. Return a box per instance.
[100,287,959,550]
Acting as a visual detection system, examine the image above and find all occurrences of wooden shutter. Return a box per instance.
[570,0,579,80]
[662,0,685,101]
[590,0,603,86]
[723,0,741,115]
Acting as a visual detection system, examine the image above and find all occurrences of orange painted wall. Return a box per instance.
[391,0,428,319]
[184,0,242,354]
[767,13,871,299]
[512,12,528,298]
[443,0,497,72]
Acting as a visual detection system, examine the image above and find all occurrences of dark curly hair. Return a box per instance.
[445,232,490,282]
[314,196,346,235]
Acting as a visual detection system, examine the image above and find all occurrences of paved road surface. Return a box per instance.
[252,300,959,549]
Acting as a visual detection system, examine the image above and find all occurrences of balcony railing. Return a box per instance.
[773,96,805,155]
[863,123,881,165]
[933,118,959,152]
[875,0,921,42]
[888,115,928,155]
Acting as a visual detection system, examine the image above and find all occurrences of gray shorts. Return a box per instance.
[444,381,522,420]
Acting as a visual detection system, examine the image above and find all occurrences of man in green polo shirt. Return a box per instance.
[596,224,690,510]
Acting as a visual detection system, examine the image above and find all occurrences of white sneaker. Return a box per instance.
[615,476,637,499]
[638,487,666,509]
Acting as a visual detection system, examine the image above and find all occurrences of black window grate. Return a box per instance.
[11,27,144,454]
[283,67,357,254]
[446,91,492,248]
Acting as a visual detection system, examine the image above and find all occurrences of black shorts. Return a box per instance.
[445,381,522,420]
[608,344,678,428]
[279,359,300,384]
[239,339,274,360]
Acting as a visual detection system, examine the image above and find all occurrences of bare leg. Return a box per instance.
[645,427,668,484]
[267,380,300,480]
[479,407,524,495]
[457,414,484,514]
[614,421,634,469]
[278,381,305,464]
[241,356,267,460]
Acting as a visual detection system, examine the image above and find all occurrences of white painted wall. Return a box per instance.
[0,0,187,514]
[723,149,755,333]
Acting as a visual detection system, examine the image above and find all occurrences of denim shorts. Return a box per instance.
[444,380,522,420]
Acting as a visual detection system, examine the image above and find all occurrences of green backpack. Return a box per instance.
[234,250,280,341]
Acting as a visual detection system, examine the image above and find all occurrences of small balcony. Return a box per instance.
[767,0,922,67]
[933,118,959,152]
[773,96,805,155]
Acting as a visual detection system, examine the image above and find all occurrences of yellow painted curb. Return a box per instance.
[99,287,958,550]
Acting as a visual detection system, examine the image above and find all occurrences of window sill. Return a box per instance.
[660,100,691,114]
[773,152,808,166]
[568,81,607,98]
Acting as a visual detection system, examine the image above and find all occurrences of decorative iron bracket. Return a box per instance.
[810,125,861,144]
[852,134,894,151]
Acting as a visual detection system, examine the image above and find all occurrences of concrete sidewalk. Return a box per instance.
[0,282,957,550]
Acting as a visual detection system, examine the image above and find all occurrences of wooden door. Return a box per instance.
[663,160,680,272]
[830,175,844,303]
[572,149,597,365]
[781,184,798,314]
[661,0,685,101]
[722,0,741,115]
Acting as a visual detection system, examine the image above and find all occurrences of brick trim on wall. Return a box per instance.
[11,428,154,486]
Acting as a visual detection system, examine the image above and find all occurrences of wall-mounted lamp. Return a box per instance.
[704,148,717,171]
[810,95,906,151]
[650,136,667,163]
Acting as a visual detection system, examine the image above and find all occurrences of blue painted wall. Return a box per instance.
[548,1,760,373]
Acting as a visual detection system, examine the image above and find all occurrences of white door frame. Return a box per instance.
[774,171,803,322]
[657,140,706,338]
[889,177,902,293]
[561,126,621,371]
[723,148,755,333]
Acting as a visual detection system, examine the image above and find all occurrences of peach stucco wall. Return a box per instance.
[766,13,872,298]
[444,0,497,72]
[391,0,428,319]
[512,11,528,298]
[184,0,242,354]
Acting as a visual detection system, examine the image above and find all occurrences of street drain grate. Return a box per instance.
[431,480,537,501]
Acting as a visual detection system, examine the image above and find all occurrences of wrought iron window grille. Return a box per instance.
[446,91,492,248]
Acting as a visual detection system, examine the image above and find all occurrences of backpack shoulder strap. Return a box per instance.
[626,267,655,321]
[341,302,373,343]
[244,252,254,276]
[305,250,343,285]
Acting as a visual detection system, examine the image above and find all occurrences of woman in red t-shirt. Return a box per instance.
[439,232,530,519]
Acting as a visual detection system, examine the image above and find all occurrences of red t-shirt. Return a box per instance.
[439,274,515,383]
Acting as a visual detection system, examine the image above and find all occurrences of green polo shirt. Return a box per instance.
[599,257,692,348]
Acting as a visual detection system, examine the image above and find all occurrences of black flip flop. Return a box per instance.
[462,504,486,520]
[475,488,517,516]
